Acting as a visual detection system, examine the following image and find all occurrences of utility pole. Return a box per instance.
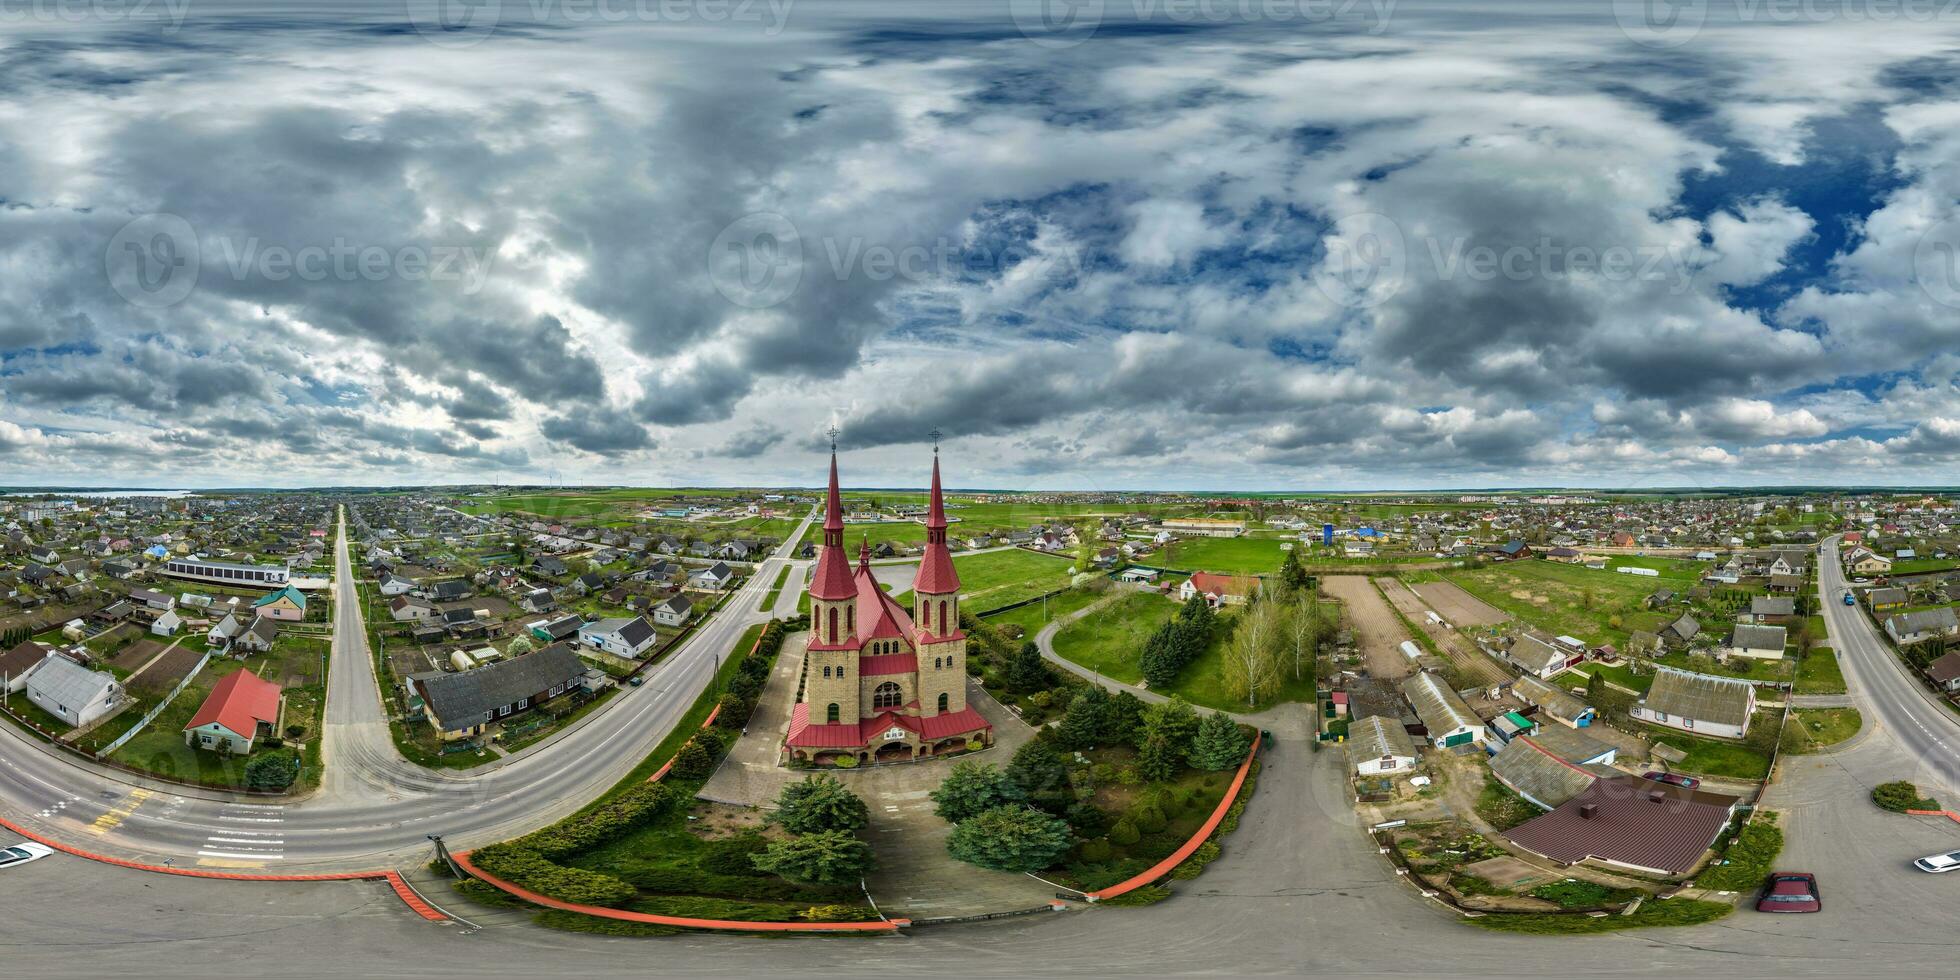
[429,834,465,879]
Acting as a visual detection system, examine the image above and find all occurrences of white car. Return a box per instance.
[1914,850,1960,873]
[0,842,52,870]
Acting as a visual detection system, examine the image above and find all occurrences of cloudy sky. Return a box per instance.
[5,1,1960,491]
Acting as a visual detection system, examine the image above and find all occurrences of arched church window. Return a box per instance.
[873,682,902,710]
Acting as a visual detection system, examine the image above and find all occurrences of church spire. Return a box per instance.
[914,435,960,597]
[809,436,856,602]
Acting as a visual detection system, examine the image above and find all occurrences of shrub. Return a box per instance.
[1065,801,1112,837]
[700,832,772,877]
[773,774,869,835]
[667,739,715,780]
[930,761,1025,824]
[470,844,638,907]
[1873,781,1939,813]
[800,904,868,922]
[517,782,677,860]
[1108,819,1141,846]
[1077,839,1113,862]
[946,805,1074,873]
[750,830,875,886]
[244,750,297,791]
[1132,804,1168,835]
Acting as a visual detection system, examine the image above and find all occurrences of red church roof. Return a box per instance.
[860,652,918,676]
[809,450,857,601]
[184,669,282,740]
[914,451,960,597]
[786,705,991,749]
[855,548,918,641]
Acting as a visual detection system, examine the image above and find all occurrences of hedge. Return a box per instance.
[470,844,638,907]
[1872,780,1940,813]
[515,781,680,860]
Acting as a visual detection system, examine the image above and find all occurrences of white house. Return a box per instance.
[207,612,243,647]
[578,616,658,659]
[379,574,416,596]
[1726,624,1787,661]
[652,595,693,628]
[689,563,734,590]
[150,610,182,637]
[1630,667,1755,739]
[24,656,122,728]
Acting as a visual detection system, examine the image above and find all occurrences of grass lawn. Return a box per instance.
[1468,897,1731,934]
[1892,559,1960,575]
[1783,708,1861,753]
[893,548,1074,613]
[1154,536,1289,576]
[1643,723,1773,780]
[1603,556,1710,584]
[110,635,330,790]
[1444,560,1671,646]
[1794,648,1846,695]
[1557,663,1652,693]
[982,586,1109,641]
[1050,592,1316,711]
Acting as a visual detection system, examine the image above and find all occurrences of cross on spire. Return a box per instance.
[929,427,941,453]
[827,423,840,453]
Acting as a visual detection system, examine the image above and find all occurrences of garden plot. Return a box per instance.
[1410,580,1511,628]
[1321,576,1415,681]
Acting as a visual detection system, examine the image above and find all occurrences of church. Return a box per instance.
[785,446,993,764]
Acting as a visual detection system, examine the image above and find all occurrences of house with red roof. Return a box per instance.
[786,443,992,765]
[183,669,284,755]
[1178,572,1257,607]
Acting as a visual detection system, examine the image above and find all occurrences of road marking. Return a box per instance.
[205,836,285,845]
[89,788,154,835]
[215,815,285,823]
[195,856,267,868]
[197,848,284,860]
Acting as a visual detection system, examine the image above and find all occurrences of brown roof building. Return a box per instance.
[1502,776,1739,876]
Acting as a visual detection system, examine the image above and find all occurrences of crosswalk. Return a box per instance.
[197,804,286,864]
[90,788,154,834]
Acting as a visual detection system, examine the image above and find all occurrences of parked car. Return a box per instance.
[1756,872,1821,913]
[1913,850,1960,873]
[0,842,53,871]
[1641,771,1700,789]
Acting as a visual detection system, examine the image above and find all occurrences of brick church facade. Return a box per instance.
[785,447,993,764]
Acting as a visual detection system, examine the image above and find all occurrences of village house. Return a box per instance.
[252,585,307,622]
[409,644,592,741]
[24,656,122,728]
[653,594,693,627]
[1886,607,1960,646]
[183,669,283,755]
[1346,714,1418,776]
[1630,667,1756,739]
[1399,671,1484,748]
[1178,572,1256,607]
[578,616,658,659]
[1726,624,1788,660]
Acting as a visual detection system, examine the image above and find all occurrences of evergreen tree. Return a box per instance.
[1137,696,1200,754]
[1188,712,1251,771]
[1006,739,1071,812]
[668,738,715,780]
[946,805,1073,873]
[750,830,874,886]
[1007,641,1052,693]
[772,774,869,835]
[930,761,1025,823]
[1055,686,1108,751]
[1136,733,1180,782]
[1101,690,1146,744]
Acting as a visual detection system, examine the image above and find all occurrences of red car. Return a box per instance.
[1641,770,1700,789]
[1756,873,1821,913]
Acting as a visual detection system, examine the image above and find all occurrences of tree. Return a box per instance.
[504,635,534,657]
[1136,733,1180,782]
[1277,546,1311,596]
[1005,739,1071,811]
[1101,690,1146,744]
[772,774,868,835]
[244,751,297,791]
[1188,712,1251,771]
[1222,592,1282,708]
[1007,641,1051,694]
[668,738,715,780]
[1138,696,1200,753]
[750,830,874,886]
[1055,686,1109,751]
[946,805,1073,873]
[930,761,1025,823]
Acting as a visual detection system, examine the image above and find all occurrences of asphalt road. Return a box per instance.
[0,505,816,869]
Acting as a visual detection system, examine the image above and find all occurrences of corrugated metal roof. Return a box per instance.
[1347,714,1416,762]
[1399,671,1479,735]
[1503,776,1737,874]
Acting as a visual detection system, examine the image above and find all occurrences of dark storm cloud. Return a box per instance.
[539,406,654,457]
[717,424,788,459]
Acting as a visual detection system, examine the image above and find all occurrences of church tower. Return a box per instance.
[913,441,967,719]
[803,442,860,727]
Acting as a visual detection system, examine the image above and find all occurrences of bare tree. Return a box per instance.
[1223,593,1283,708]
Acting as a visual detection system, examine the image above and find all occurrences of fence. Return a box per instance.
[95,649,212,757]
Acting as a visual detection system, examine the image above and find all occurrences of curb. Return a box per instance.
[0,812,445,921]
[1086,729,1262,902]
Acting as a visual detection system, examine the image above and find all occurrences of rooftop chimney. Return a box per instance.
[1579,803,1598,820]
[1649,791,1666,803]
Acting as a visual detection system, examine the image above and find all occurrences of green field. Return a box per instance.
[1602,556,1709,584]
[1892,559,1960,575]
[981,586,1109,641]
[1784,707,1861,753]
[1794,648,1846,695]
[894,548,1074,613]
[1049,592,1316,711]
[1442,560,1671,646]
[1643,722,1773,780]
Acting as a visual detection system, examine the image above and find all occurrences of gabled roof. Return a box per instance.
[411,645,586,727]
[1888,606,1959,636]
[253,585,306,610]
[1399,671,1480,735]
[184,669,282,739]
[1503,776,1737,875]
[25,655,116,706]
[1489,735,1616,809]
[1346,713,1416,762]
[1640,667,1753,727]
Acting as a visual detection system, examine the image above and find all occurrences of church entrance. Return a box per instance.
[875,740,914,762]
